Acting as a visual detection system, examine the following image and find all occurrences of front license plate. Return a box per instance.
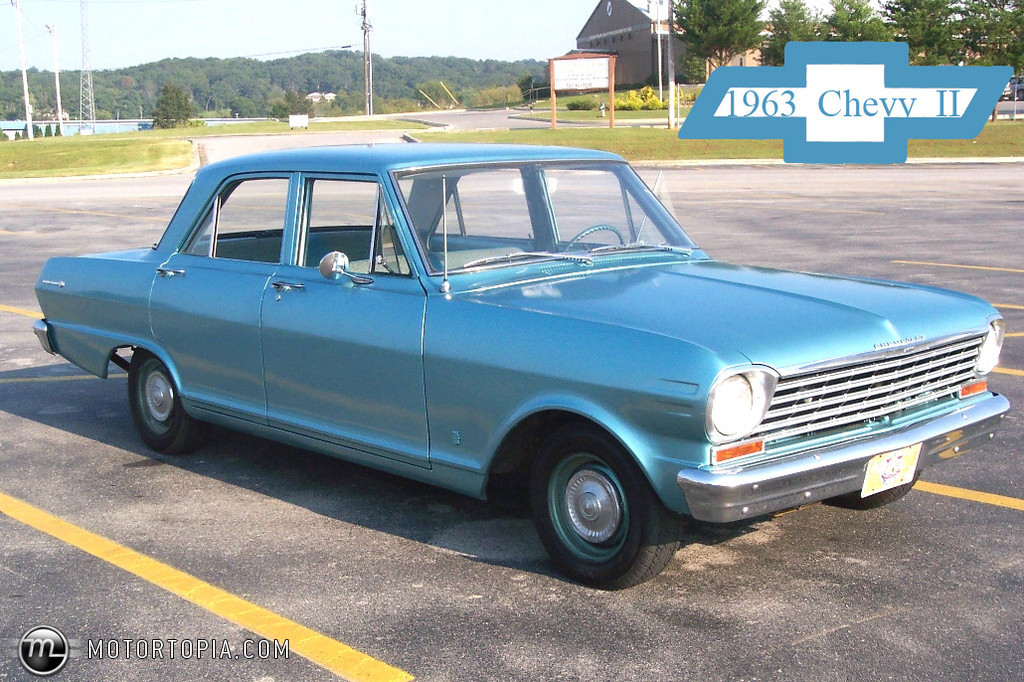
[861,443,922,497]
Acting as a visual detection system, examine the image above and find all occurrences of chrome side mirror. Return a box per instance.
[317,251,373,285]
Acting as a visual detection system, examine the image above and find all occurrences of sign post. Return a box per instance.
[549,54,617,130]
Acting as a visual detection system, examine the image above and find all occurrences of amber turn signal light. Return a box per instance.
[959,380,988,399]
[713,439,764,464]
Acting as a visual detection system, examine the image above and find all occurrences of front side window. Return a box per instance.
[184,177,289,264]
[301,178,409,275]
[395,162,694,273]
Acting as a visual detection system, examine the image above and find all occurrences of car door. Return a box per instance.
[149,175,294,423]
[259,175,430,467]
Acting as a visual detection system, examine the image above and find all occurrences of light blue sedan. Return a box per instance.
[35,144,1009,588]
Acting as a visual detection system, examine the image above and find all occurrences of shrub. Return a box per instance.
[566,99,597,110]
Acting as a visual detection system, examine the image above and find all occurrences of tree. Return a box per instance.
[269,91,312,119]
[821,0,894,41]
[762,0,821,66]
[961,1,1023,72]
[883,1,965,65]
[151,84,195,128]
[674,0,766,70]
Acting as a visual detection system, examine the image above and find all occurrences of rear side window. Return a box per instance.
[184,178,290,263]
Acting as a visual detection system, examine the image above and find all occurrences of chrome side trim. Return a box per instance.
[677,393,1009,523]
[33,319,55,355]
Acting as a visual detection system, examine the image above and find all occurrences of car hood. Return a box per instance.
[458,260,996,372]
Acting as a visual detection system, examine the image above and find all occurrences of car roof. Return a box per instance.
[200,143,625,177]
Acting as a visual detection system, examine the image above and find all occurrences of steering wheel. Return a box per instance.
[564,224,626,250]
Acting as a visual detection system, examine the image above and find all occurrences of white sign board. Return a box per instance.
[289,114,309,128]
[552,58,610,92]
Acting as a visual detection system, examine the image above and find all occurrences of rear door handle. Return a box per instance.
[156,268,185,277]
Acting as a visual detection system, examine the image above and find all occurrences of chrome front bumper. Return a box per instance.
[677,393,1010,523]
[33,319,56,355]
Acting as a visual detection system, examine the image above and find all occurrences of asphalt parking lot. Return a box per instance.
[1,151,1022,681]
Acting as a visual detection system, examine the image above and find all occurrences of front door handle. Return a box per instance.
[270,281,306,292]
[156,267,185,277]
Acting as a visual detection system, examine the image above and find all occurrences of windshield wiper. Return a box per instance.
[460,251,594,269]
[587,242,693,256]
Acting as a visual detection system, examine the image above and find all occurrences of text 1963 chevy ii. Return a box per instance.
[35,144,1008,588]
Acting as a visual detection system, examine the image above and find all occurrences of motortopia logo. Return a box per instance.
[679,42,1012,164]
[85,637,290,661]
[11,626,289,675]
[18,626,69,676]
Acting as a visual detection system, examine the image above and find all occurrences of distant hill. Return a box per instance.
[0,51,547,121]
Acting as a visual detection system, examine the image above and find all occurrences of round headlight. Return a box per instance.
[976,319,1005,375]
[707,368,777,443]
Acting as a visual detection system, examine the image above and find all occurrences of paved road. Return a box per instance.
[1,159,1021,681]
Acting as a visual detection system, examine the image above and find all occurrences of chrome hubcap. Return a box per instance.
[565,468,622,543]
[144,371,173,422]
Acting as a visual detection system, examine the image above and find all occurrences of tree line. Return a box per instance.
[676,0,1024,80]
[0,50,545,122]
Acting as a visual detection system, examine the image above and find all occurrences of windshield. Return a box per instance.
[393,161,696,274]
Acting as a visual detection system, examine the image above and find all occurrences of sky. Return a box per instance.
[2,1,845,74]
[1,0,613,73]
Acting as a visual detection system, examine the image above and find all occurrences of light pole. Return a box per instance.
[12,0,34,140]
[47,24,66,136]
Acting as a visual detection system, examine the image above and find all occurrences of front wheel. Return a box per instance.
[128,350,206,454]
[529,425,682,589]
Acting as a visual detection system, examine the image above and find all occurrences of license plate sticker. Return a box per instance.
[861,443,922,497]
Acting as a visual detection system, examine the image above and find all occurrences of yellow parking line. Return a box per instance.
[916,481,1024,512]
[1006,332,1024,338]
[992,303,1024,311]
[892,260,1024,274]
[0,229,17,235]
[0,374,126,384]
[0,491,414,682]
[0,303,42,318]
[994,367,1024,377]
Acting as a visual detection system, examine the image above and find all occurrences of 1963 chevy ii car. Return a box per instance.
[34,144,1009,588]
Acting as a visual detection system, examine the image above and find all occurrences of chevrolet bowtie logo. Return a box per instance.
[679,42,1012,164]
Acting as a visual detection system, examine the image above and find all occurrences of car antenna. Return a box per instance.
[440,174,450,293]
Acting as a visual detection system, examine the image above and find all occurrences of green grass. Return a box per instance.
[144,118,429,137]
[418,121,1024,161]
[516,108,692,121]
[0,118,429,178]
[0,136,195,179]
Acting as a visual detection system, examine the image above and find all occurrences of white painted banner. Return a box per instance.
[552,58,610,92]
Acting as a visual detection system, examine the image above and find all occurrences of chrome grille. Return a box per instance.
[754,334,985,443]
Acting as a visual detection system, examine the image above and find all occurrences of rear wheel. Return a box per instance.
[529,424,682,589]
[128,350,206,454]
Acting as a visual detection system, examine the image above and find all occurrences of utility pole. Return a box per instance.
[47,24,66,136]
[654,1,663,101]
[12,0,34,140]
[666,3,677,130]
[358,0,373,116]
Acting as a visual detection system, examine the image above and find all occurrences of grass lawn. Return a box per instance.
[0,136,195,179]
[417,121,1024,161]
[0,118,429,178]
[515,108,692,122]
[141,119,429,138]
